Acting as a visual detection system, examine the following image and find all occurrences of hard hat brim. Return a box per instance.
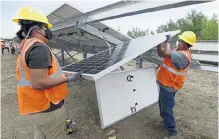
[47,23,53,28]
[12,18,53,28]
[12,18,19,23]
[178,35,196,47]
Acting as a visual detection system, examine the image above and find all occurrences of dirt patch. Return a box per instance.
[1,54,218,139]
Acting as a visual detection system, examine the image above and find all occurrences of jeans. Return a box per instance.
[159,86,177,135]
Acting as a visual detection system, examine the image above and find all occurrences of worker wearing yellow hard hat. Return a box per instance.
[178,31,196,47]
[156,31,196,139]
[13,6,83,139]
[13,6,53,28]
[12,6,54,40]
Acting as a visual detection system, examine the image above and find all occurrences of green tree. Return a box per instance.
[156,10,218,40]
[187,10,205,38]
[200,14,218,40]
[127,27,152,39]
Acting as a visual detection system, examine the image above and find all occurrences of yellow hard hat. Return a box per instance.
[178,31,196,47]
[12,6,53,28]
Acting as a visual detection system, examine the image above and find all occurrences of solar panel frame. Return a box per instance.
[62,30,180,80]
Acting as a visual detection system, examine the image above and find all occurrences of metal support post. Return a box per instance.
[120,66,125,70]
[54,51,61,56]
[135,57,139,68]
[61,46,65,66]
[136,56,143,68]
[64,49,77,62]
[139,58,143,68]
[83,52,87,59]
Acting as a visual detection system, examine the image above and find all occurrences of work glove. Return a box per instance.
[165,34,172,43]
[66,71,84,82]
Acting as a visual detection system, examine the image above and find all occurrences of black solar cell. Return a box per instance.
[62,42,130,74]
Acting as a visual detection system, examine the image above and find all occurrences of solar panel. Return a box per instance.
[62,30,180,80]
[62,42,129,74]
[193,54,218,63]
[47,4,131,52]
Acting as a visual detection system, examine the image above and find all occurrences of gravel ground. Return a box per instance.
[1,53,218,139]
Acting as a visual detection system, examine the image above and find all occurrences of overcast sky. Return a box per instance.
[0,0,218,38]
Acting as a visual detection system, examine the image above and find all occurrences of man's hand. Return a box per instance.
[66,72,83,82]
[163,35,172,57]
[165,34,172,43]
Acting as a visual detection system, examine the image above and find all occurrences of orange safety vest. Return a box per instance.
[157,49,192,90]
[16,38,69,115]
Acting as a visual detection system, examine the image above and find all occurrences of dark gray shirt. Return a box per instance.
[157,51,189,92]
[25,42,64,112]
[171,51,189,70]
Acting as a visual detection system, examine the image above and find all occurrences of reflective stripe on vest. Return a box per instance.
[17,39,63,86]
[162,64,188,76]
[17,39,34,86]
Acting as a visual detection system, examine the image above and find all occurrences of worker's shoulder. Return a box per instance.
[31,42,49,48]
[171,51,187,58]
[26,42,51,58]
[28,42,50,52]
[171,51,189,68]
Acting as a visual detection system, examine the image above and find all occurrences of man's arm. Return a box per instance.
[27,44,81,90]
[156,43,164,57]
[30,68,67,90]
[163,34,172,58]
[163,42,171,57]
[157,42,171,58]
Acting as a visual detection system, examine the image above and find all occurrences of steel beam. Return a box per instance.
[54,50,61,56]
[54,54,62,64]
[142,54,218,72]
[77,25,123,45]
[139,58,143,68]
[61,46,65,66]
[136,56,143,68]
[83,52,87,59]
[52,37,91,50]
[64,49,77,62]
[66,52,80,61]
[51,37,106,53]
[85,1,210,23]
[53,32,108,47]
[51,1,211,32]
[120,66,125,70]
[191,64,218,72]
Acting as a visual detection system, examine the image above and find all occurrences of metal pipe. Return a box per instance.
[64,49,77,62]
[83,52,87,59]
[61,46,65,66]
[51,1,211,32]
